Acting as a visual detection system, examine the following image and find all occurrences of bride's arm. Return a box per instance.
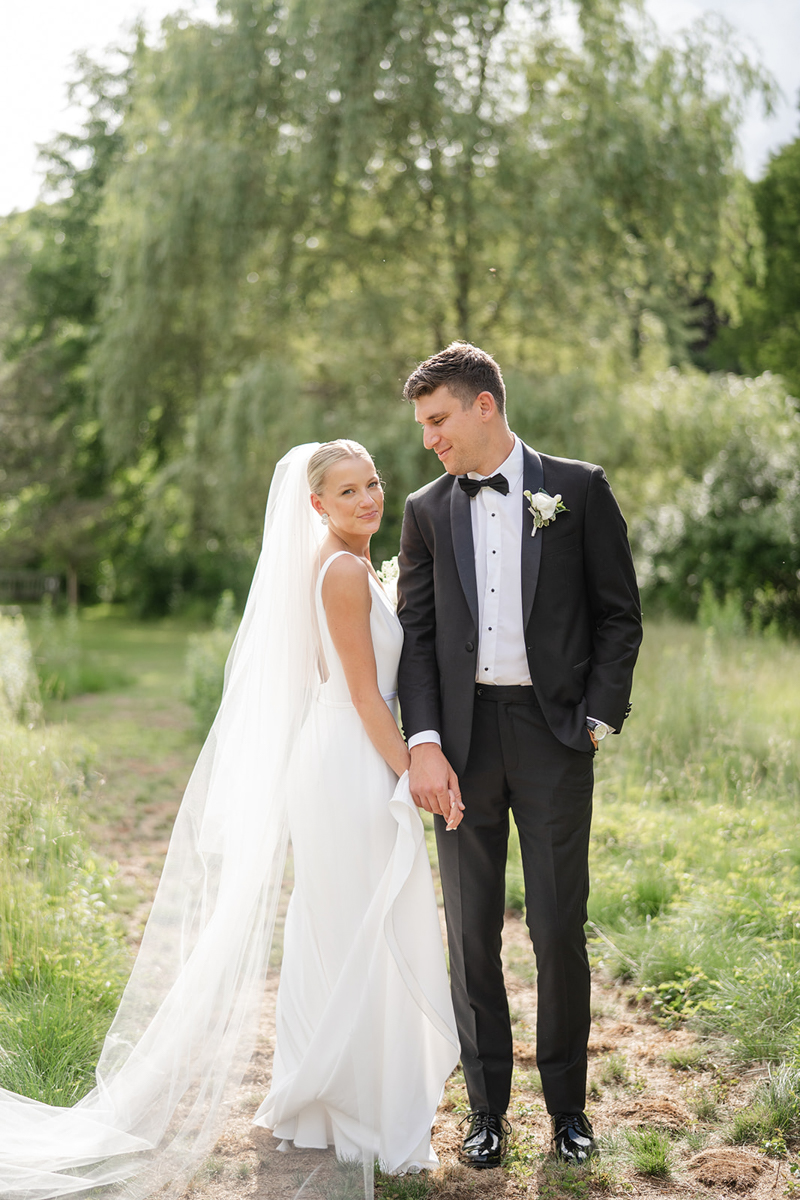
[322,554,411,779]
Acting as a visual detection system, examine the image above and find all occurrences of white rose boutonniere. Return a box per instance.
[523,488,568,536]
[377,555,399,606]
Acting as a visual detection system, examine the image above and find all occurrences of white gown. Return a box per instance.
[253,552,459,1172]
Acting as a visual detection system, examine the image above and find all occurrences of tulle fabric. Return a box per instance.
[0,445,327,1198]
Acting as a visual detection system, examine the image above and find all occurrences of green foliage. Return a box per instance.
[375,1166,432,1198]
[0,0,790,618]
[615,369,800,633]
[662,1045,706,1071]
[30,598,131,700]
[582,619,800,1064]
[624,1128,672,1178]
[182,590,239,736]
[0,614,128,1103]
[733,135,800,396]
[599,1053,629,1087]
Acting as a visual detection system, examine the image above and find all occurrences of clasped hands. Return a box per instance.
[408,743,465,831]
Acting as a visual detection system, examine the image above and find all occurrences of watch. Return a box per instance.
[586,718,612,746]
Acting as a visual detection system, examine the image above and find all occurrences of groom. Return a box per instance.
[397,343,642,1167]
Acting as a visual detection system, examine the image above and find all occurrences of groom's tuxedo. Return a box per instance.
[397,438,641,1118]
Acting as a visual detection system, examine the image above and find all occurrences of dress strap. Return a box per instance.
[316,550,358,591]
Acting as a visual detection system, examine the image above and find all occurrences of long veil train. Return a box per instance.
[0,444,365,1199]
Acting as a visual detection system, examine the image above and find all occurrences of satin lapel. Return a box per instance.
[521,444,544,628]
[450,478,479,627]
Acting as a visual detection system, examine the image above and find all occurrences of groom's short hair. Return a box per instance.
[403,342,506,416]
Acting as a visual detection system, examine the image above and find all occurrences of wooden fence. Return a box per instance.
[0,570,61,602]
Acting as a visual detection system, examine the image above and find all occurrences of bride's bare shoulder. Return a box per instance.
[320,552,370,600]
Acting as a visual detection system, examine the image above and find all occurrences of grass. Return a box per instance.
[728,1064,800,1146]
[624,1128,672,1178]
[0,618,131,1102]
[598,1052,629,1087]
[0,607,202,1102]
[573,619,800,1064]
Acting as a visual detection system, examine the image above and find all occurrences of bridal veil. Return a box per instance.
[0,444,349,1198]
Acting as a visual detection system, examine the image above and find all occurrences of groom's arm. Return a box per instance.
[397,496,442,738]
[582,466,643,730]
[397,496,463,826]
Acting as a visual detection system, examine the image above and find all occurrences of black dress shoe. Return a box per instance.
[459,1111,510,1169]
[552,1111,596,1163]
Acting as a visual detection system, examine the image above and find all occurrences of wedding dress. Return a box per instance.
[0,444,457,1200]
[253,552,459,1171]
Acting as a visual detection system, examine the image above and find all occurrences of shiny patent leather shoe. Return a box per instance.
[459,1110,511,1169]
[552,1111,596,1163]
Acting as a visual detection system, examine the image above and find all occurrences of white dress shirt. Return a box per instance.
[469,436,531,686]
[408,437,530,751]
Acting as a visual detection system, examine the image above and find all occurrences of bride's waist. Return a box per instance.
[316,684,398,710]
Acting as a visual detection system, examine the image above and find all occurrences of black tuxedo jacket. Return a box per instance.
[396,442,642,775]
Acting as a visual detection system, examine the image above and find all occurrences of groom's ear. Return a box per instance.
[475,390,498,420]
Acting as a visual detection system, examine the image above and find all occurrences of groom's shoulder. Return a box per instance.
[405,472,453,509]
[539,451,602,477]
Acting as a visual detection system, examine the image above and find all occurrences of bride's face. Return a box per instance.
[313,456,384,537]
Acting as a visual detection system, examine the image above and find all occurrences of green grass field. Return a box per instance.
[2,606,800,1109]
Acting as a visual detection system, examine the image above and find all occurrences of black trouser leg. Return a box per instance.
[434,697,512,1114]
[436,689,594,1117]
[504,697,593,1115]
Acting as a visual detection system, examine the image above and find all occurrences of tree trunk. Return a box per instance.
[67,565,79,610]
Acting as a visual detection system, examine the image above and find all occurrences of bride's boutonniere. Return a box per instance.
[377,555,399,606]
[523,488,568,536]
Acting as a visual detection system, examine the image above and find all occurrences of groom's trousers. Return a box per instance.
[434,684,593,1117]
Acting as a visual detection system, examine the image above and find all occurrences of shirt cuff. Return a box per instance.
[408,730,442,750]
[587,716,616,733]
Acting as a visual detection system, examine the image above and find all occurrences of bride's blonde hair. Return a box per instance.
[307,439,374,494]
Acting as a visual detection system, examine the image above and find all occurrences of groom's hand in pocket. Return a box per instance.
[409,743,464,828]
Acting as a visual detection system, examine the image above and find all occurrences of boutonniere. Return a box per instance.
[523,488,568,536]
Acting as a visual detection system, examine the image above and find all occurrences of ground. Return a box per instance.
[49,617,793,1200]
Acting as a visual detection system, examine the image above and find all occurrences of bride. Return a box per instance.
[255,440,460,1168]
[0,441,460,1199]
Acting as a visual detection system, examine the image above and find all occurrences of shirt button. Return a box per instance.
[488,627,492,631]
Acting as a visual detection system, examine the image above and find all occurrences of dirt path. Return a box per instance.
[62,648,785,1200]
[176,912,784,1200]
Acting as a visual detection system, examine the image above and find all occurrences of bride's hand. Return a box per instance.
[445,789,464,832]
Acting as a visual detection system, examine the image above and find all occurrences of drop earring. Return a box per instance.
[321,513,329,526]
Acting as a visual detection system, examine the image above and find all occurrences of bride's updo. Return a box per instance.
[307,439,374,494]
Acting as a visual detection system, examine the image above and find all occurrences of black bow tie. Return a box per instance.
[458,473,510,498]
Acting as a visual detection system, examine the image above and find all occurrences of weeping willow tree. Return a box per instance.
[1,0,773,607]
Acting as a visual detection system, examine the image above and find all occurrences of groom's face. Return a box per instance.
[414,385,488,476]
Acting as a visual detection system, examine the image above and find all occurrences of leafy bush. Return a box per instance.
[183,590,238,737]
[622,370,800,633]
